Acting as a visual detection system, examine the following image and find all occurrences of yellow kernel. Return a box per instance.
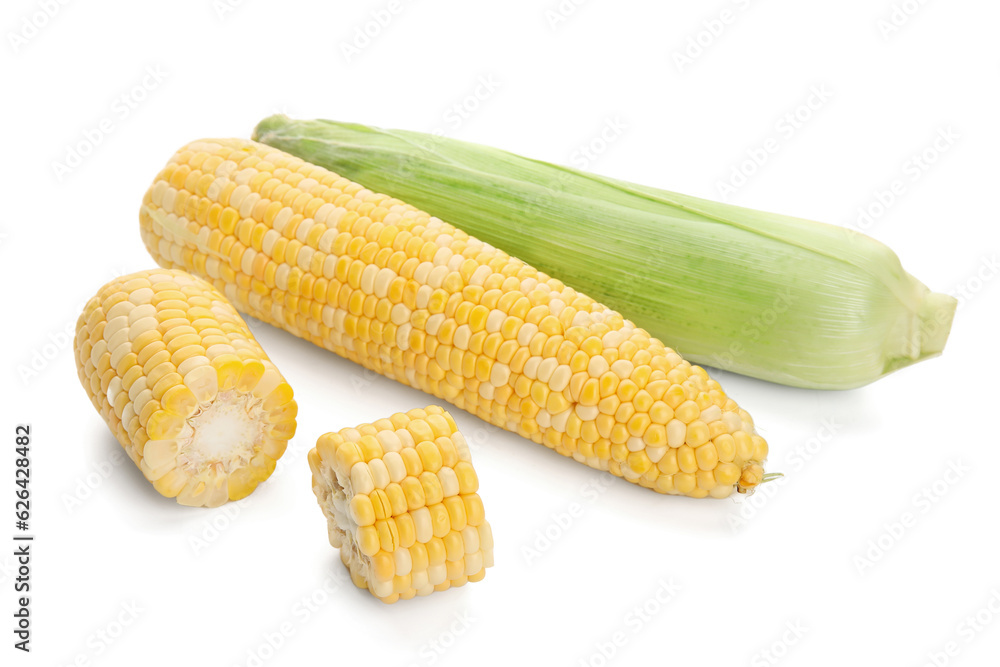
[686,420,710,447]
[675,400,700,424]
[676,445,698,473]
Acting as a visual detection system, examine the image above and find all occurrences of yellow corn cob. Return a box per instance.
[140,139,769,499]
[74,269,297,507]
[309,405,493,603]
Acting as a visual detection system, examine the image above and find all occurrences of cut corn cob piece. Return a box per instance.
[73,269,297,507]
[253,115,958,390]
[140,138,769,499]
[309,405,493,603]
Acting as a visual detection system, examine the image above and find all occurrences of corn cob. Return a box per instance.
[309,405,493,603]
[253,115,958,390]
[74,269,297,507]
[140,138,769,499]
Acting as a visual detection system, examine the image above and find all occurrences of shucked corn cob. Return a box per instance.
[309,406,493,603]
[140,138,769,499]
[74,269,297,507]
[254,116,958,390]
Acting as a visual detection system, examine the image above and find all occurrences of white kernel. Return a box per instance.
[438,467,459,497]
[627,437,646,452]
[537,358,557,382]
[427,265,448,288]
[368,459,390,489]
[453,325,471,350]
[667,419,686,447]
[296,246,314,272]
[383,451,406,482]
[701,405,722,423]
[393,548,412,577]
[646,446,667,463]
[376,430,402,452]
[549,365,572,392]
[588,356,610,377]
[350,462,374,495]
[390,304,411,325]
[262,229,281,255]
[294,218,314,243]
[413,262,432,284]
[425,314,444,335]
[415,285,433,309]
[469,265,491,286]
[396,323,412,351]
[485,310,505,333]
[490,363,510,387]
[517,323,538,346]
[610,359,634,379]
[323,255,337,280]
[360,264,378,294]
[722,412,742,432]
[314,203,338,227]
[432,246,453,266]
[374,268,394,297]
[523,356,542,380]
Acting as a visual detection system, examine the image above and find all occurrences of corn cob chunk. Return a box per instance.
[140,138,769,499]
[74,269,297,507]
[309,406,493,603]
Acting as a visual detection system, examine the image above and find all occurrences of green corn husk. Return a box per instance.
[252,115,956,390]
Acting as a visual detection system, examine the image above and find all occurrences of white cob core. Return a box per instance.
[182,390,264,472]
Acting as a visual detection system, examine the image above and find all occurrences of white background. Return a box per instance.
[2,1,999,665]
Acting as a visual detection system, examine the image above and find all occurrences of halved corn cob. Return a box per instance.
[140,139,769,499]
[74,269,297,507]
[309,405,493,603]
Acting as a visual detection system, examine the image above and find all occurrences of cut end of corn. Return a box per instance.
[140,138,769,499]
[74,269,297,507]
[308,406,493,603]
